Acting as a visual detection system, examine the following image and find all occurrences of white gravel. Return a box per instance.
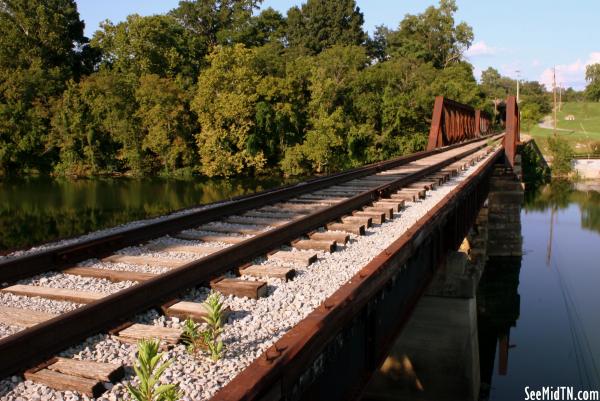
[0,145,496,401]
[18,273,135,293]
[0,293,81,315]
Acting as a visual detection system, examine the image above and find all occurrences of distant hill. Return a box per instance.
[530,102,600,155]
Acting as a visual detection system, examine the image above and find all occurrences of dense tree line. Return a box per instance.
[1,0,519,178]
[479,67,551,131]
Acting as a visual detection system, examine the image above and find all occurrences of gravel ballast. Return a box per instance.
[0,148,496,401]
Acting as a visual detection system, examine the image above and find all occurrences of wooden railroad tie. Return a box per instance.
[373,199,405,212]
[211,277,268,299]
[1,285,106,304]
[268,250,318,266]
[407,181,437,191]
[162,300,232,323]
[0,306,57,327]
[102,254,189,269]
[256,206,309,215]
[196,224,264,236]
[270,203,320,212]
[224,216,289,227]
[390,192,418,202]
[363,206,394,219]
[308,231,350,244]
[352,210,385,224]
[175,232,247,244]
[326,222,365,236]
[113,323,183,345]
[287,198,337,206]
[62,266,156,282]
[396,188,427,198]
[145,243,224,255]
[292,239,337,253]
[239,264,295,281]
[341,215,372,228]
[25,358,124,398]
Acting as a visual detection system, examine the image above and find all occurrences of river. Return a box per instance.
[480,181,600,400]
[0,175,297,254]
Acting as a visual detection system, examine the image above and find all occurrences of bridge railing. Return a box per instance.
[504,95,520,167]
[427,96,491,150]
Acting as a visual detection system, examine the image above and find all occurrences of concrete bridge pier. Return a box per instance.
[362,164,524,401]
[362,208,489,401]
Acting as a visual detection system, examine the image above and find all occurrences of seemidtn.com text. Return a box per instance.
[525,386,600,401]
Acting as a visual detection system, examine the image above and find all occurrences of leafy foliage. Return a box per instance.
[181,291,226,362]
[285,0,367,54]
[2,0,525,178]
[385,0,473,69]
[127,339,182,401]
[585,63,600,102]
[547,136,573,177]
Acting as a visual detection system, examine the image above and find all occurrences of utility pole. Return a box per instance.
[553,67,557,136]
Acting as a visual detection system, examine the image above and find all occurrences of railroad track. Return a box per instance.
[0,135,502,399]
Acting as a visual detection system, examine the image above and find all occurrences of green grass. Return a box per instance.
[527,102,600,155]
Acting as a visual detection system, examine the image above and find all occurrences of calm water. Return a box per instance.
[480,181,600,400]
[0,175,298,253]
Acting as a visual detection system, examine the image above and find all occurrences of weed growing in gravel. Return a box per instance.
[127,339,182,401]
[182,291,225,362]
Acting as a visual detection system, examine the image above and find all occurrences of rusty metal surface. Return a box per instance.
[504,95,520,167]
[210,146,504,401]
[0,139,496,378]
[427,96,491,150]
[0,137,492,285]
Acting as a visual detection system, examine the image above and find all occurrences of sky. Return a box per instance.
[76,0,600,90]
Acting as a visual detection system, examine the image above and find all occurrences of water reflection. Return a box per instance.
[0,175,298,253]
[477,257,522,400]
[479,181,600,400]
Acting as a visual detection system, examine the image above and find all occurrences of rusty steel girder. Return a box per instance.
[427,96,491,150]
[504,95,520,167]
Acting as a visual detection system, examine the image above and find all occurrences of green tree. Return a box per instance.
[385,0,473,69]
[169,0,261,53]
[480,67,511,114]
[50,80,114,175]
[286,0,367,54]
[50,71,143,175]
[192,44,266,177]
[91,14,201,80]
[135,74,196,175]
[0,0,88,175]
[585,63,600,101]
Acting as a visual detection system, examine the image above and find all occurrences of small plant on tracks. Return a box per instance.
[127,338,182,401]
[181,291,226,362]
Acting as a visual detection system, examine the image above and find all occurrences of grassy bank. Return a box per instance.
[529,102,600,155]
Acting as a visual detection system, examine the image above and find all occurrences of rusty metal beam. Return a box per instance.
[504,96,520,168]
[427,97,491,150]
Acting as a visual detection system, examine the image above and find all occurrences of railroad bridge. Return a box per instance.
[0,96,529,401]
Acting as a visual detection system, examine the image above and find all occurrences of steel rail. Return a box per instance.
[0,135,501,377]
[211,143,505,401]
[0,135,495,283]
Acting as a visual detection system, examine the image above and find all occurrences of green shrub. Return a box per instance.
[127,339,182,401]
[547,136,573,177]
[181,291,225,362]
